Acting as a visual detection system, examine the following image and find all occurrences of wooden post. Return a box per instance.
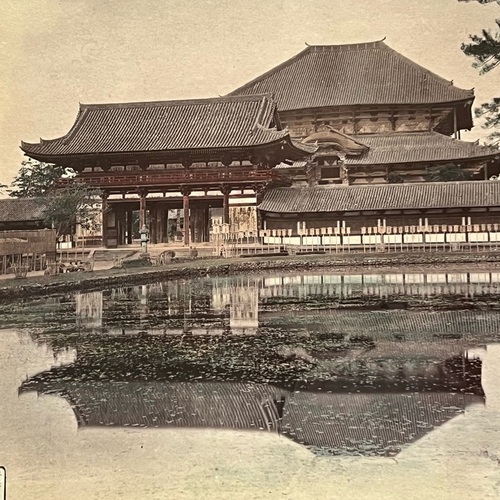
[126,210,133,244]
[254,185,265,238]
[101,191,109,248]
[182,188,191,246]
[453,107,458,139]
[139,190,147,229]
[149,204,160,245]
[116,208,125,246]
[157,204,164,244]
[222,186,231,226]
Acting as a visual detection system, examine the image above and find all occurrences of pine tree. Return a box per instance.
[459,0,500,145]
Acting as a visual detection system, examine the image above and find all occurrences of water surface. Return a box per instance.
[1,269,500,499]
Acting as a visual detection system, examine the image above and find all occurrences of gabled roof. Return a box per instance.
[0,197,48,223]
[21,94,301,159]
[20,378,482,456]
[275,160,308,170]
[20,381,285,430]
[262,309,500,339]
[229,41,474,110]
[282,391,479,456]
[259,180,500,213]
[345,132,499,165]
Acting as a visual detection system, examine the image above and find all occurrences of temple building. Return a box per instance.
[230,40,499,185]
[259,180,500,235]
[21,95,312,247]
[21,40,500,247]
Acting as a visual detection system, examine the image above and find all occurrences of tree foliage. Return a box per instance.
[8,158,73,198]
[475,98,500,146]
[5,158,101,237]
[458,1,499,5]
[461,18,500,74]
[459,0,500,146]
[386,172,405,184]
[425,164,471,182]
[42,182,102,238]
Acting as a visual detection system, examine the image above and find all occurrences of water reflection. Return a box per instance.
[19,355,484,457]
[19,327,486,456]
[5,269,500,458]
[69,270,500,337]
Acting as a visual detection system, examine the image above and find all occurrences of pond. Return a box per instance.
[1,269,500,499]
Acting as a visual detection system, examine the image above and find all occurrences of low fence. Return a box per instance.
[211,223,500,257]
[0,229,57,275]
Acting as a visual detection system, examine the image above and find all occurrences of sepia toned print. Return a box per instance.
[0,1,499,499]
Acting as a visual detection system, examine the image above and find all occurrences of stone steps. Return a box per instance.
[89,249,137,262]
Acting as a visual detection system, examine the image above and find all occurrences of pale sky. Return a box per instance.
[0,0,498,189]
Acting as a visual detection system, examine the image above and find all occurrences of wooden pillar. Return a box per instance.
[139,190,147,229]
[157,204,164,244]
[149,205,157,244]
[204,205,210,242]
[453,107,458,139]
[182,189,191,246]
[222,186,231,226]
[190,205,209,243]
[254,185,265,234]
[101,192,109,248]
[126,210,133,244]
[116,208,126,246]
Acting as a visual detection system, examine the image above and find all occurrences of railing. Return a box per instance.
[0,229,57,275]
[211,223,500,257]
[58,168,280,188]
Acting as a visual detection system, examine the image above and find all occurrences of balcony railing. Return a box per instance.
[58,168,281,188]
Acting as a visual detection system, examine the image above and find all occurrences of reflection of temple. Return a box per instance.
[212,277,259,334]
[67,272,500,338]
[20,349,484,456]
[75,291,103,330]
[281,391,481,455]
[260,271,500,300]
[260,309,500,340]
[78,278,260,336]
[22,273,492,456]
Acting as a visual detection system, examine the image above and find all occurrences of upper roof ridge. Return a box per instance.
[229,41,475,110]
[306,39,387,52]
[80,93,277,110]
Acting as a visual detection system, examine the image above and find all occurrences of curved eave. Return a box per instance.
[278,97,475,116]
[346,153,500,167]
[20,104,86,156]
[21,136,310,163]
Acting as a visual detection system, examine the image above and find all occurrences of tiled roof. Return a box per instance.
[259,180,500,213]
[275,160,308,170]
[0,197,48,222]
[282,392,479,456]
[21,381,286,430]
[263,309,500,339]
[230,41,474,110]
[291,140,317,154]
[21,379,482,456]
[21,94,296,157]
[345,132,498,165]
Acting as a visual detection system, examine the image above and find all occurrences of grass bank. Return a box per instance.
[1,251,500,302]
